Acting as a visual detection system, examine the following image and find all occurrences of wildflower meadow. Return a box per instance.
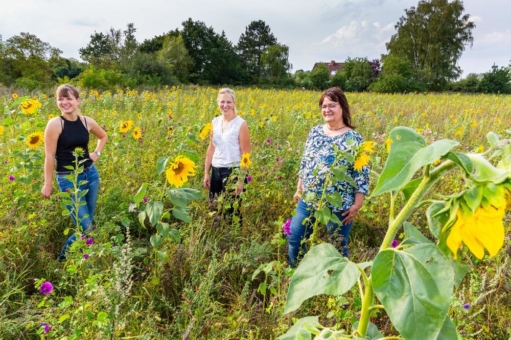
[0,87,510,339]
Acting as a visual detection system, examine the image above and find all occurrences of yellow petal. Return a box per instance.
[446,219,463,259]
[474,206,505,258]
[459,214,485,259]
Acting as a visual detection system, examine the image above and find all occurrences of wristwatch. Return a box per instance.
[94,151,101,156]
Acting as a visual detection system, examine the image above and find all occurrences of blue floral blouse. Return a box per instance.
[298,125,370,212]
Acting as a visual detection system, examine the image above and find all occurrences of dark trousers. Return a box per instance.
[209,167,243,225]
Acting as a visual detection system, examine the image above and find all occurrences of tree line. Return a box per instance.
[0,0,510,93]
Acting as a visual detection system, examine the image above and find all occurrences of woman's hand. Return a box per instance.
[41,184,53,198]
[293,190,302,204]
[89,152,99,162]
[234,180,244,196]
[203,174,211,189]
[341,203,361,225]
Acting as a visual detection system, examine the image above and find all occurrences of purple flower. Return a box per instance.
[247,176,253,183]
[9,175,15,181]
[50,307,55,312]
[83,254,89,260]
[39,282,53,295]
[81,234,86,240]
[143,196,148,203]
[276,157,281,162]
[41,322,52,333]
[278,176,283,181]
[463,303,470,310]
[391,239,399,248]
[266,138,272,144]
[461,178,466,183]
[86,237,94,245]
[122,134,126,138]
[282,219,292,235]
[356,314,360,319]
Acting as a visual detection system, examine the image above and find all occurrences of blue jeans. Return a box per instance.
[56,164,100,259]
[287,200,353,267]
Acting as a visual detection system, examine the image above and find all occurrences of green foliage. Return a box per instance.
[386,0,476,90]
[369,56,424,93]
[339,57,374,92]
[156,35,193,83]
[478,64,511,94]
[78,65,127,91]
[260,44,292,83]
[309,64,330,90]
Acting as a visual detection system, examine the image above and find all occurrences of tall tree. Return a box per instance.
[237,20,277,82]
[260,44,292,82]
[79,32,115,66]
[180,19,242,84]
[156,35,193,83]
[386,0,475,90]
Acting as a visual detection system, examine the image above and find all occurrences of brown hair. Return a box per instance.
[319,87,355,129]
[56,84,80,99]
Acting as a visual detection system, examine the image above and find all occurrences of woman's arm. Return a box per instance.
[86,117,108,162]
[41,119,60,198]
[204,127,215,189]
[341,192,365,224]
[235,121,251,195]
[293,178,303,203]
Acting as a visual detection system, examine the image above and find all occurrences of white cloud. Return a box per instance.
[468,15,483,22]
[480,29,511,45]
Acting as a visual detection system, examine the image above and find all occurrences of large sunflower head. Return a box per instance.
[132,127,142,140]
[27,132,44,149]
[362,141,376,154]
[20,99,42,115]
[165,156,197,187]
[120,120,134,133]
[354,151,370,171]
[241,153,252,169]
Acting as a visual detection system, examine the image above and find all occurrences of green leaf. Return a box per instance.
[168,187,202,201]
[150,234,162,249]
[146,201,164,226]
[96,311,109,324]
[133,183,148,204]
[487,131,499,148]
[462,185,483,213]
[138,211,146,228]
[372,244,454,340]
[352,321,383,340]
[331,167,356,187]
[372,127,458,197]
[284,243,360,314]
[314,206,331,225]
[172,207,191,223]
[156,157,169,175]
[258,282,267,295]
[168,229,181,243]
[467,153,509,183]
[278,316,320,340]
[156,222,170,237]
[401,177,423,202]
[59,314,71,323]
[325,192,343,208]
[403,222,432,244]
[436,315,458,340]
[426,201,450,239]
[157,250,168,261]
[445,152,473,175]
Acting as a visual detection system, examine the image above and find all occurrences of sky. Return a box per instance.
[1,0,510,78]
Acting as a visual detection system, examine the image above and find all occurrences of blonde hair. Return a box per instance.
[217,88,237,115]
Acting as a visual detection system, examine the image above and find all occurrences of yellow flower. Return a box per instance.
[137,113,142,119]
[354,151,370,171]
[0,126,4,135]
[385,138,393,153]
[362,141,376,155]
[26,132,44,149]
[199,123,212,141]
[446,204,505,260]
[20,99,42,115]
[120,120,134,133]
[476,145,484,153]
[12,93,18,99]
[165,156,197,187]
[241,153,252,169]
[48,114,55,119]
[132,127,142,140]
[433,159,441,166]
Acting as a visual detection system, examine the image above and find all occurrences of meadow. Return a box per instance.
[0,87,510,339]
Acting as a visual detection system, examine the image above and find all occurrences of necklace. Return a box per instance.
[327,124,347,131]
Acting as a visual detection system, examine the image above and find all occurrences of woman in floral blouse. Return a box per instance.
[287,87,370,267]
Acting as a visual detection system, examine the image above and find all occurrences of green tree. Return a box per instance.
[237,20,277,83]
[386,0,475,91]
[138,30,180,54]
[340,57,374,92]
[478,64,511,94]
[260,44,292,83]
[369,55,424,93]
[447,73,480,92]
[79,32,115,66]
[180,19,242,84]
[2,32,61,88]
[156,35,193,83]
[309,64,330,90]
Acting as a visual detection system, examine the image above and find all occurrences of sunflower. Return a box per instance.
[385,138,393,153]
[137,113,143,119]
[48,114,55,120]
[0,126,4,135]
[165,156,197,187]
[26,132,44,149]
[199,123,212,141]
[362,141,376,154]
[73,147,85,157]
[132,127,142,140]
[241,153,252,169]
[354,151,370,171]
[120,120,134,133]
[20,99,42,115]
[446,204,505,260]
[12,93,18,99]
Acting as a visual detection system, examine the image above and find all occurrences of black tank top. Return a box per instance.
[56,116,93,172]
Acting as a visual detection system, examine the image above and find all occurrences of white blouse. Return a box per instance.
[211,115,244,168]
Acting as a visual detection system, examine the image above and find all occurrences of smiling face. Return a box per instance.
[217,93,235,117]
[321,96,343,125]
[57,93,80,116]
